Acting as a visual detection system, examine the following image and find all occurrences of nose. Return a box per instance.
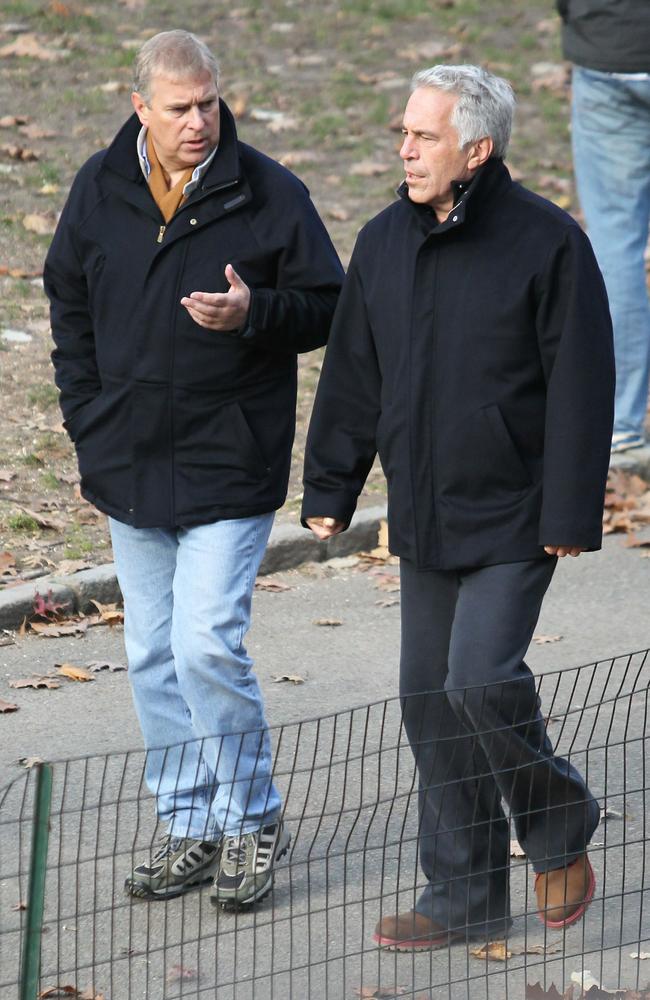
[400,133,416,160]
[187,105,204,129]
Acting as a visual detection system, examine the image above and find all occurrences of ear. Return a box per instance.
[131,91,149,127]
[466,135,494,171]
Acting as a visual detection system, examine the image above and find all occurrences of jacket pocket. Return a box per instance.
[440,403,531,504]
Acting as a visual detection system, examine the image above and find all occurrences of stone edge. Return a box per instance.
[0,505,388,632]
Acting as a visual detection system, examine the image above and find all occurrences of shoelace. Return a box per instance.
[153,836,184,862]
[225,837,248,868]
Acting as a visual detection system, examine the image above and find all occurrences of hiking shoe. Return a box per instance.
[210,820,290,910]
[535,853,596,928]
[125,835,221,901]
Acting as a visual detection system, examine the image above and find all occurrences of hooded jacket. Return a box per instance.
[302,159,615,570]
[45,101,343,528]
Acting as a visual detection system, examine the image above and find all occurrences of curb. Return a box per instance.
[0,505,388,632]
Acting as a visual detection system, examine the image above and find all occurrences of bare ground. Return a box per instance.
[0,0,573,587]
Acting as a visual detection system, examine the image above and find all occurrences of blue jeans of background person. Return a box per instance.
[109,514,281,841]
[571,66,650,440]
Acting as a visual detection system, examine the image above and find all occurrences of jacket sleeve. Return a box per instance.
[43,178,100,442]
[301,246,381,529]
[239,187,343,355]
[535,224,614,549]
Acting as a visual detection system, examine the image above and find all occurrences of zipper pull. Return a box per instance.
[157,224,166,244]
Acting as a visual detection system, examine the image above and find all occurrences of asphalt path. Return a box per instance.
[1,534,649,1000]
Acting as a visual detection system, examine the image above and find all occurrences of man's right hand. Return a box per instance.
[306,516,346,540]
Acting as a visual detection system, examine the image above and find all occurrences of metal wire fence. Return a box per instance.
[1,648,649,1000]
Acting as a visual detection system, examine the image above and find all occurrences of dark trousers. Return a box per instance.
[399,557,600,938]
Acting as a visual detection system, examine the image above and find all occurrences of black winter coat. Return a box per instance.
[45,102,343,528]
[556,0,650,73]
[302,159,615,570]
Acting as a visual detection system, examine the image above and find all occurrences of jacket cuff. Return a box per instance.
[301,486,359,532]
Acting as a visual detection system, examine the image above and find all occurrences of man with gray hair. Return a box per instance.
[45,30,342,910]
[302,65,614,949]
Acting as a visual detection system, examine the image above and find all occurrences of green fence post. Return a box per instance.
[20,762,53,1000]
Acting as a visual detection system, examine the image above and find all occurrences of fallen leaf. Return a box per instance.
[350,160,391,177]
[0,115,29,127]
[278,150,322,168]
[313,618,343,626]
[630,953,650,960]
[86,660,127,673]
[57,559,92,575]
[254,579,291,592]
[0,551,18,576]
[327,206,350,221]
[38,987,81,998]
[533,634,563,645]
[374,574,400,593]
[29,621,89,638]
[526,985,572,1000]
[375,598,399,608]
[165,966,196,986]
[9,675,60,689]
[23,213,57,236]
[18,123,56,139]
[0,144,39,161]
[510,838,526,858]
[0,469,17,482]
[0,34,71,61]
[79,989,105,1000]
[89,600,124,625]
[272,674,305,684]
[56,663,95,682]
[19,756,45,768]
[12,900,27,910]
[354,987,408,999]
[600,806,625,821]
[32,590,71,620]
[0,699,19,713]
[472,941,560,962]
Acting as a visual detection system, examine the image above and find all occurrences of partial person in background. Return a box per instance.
[557,0,650,454]
[45,30,342,911]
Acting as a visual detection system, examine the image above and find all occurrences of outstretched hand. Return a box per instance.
[181,264,251,331]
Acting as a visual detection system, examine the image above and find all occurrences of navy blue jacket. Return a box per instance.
[45,101,343,527]
[302,159,615,570]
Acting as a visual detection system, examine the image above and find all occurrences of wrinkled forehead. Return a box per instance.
[403,86,459,131]
[148,70,219,104]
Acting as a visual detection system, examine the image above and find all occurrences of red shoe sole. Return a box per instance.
[372,930,463,952]
[536,857,596,929]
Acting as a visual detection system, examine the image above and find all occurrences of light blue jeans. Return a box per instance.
[571,66,650,439]
[109,514,281,840]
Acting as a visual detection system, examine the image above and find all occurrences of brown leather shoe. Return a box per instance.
[373,910,465,951]
[535,854,596,928]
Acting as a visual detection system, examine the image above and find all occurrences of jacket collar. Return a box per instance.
[97,99,243,214]
[398,157,513,235]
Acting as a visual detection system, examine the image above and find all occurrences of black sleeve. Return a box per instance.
[301,244,381,529]
[43,177,100,442]
[535,224,615,549]
[239,189,344,355]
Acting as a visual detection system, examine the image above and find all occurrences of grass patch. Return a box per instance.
[28,383,58,409]
[40,470,60,490]
[21,452,44,467]
[7,512,40,532]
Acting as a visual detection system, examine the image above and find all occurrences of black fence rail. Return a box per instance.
[1,648,649,1000]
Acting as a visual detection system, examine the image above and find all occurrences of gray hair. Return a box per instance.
[411,64,515,159]
[133,30,219,104]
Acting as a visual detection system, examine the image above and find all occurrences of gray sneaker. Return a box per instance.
[210,820,290,910]
[125,835,221,900]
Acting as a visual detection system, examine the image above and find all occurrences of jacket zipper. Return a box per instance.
[157,225,166,244]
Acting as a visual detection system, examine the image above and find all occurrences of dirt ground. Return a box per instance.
[0,0,573,587]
